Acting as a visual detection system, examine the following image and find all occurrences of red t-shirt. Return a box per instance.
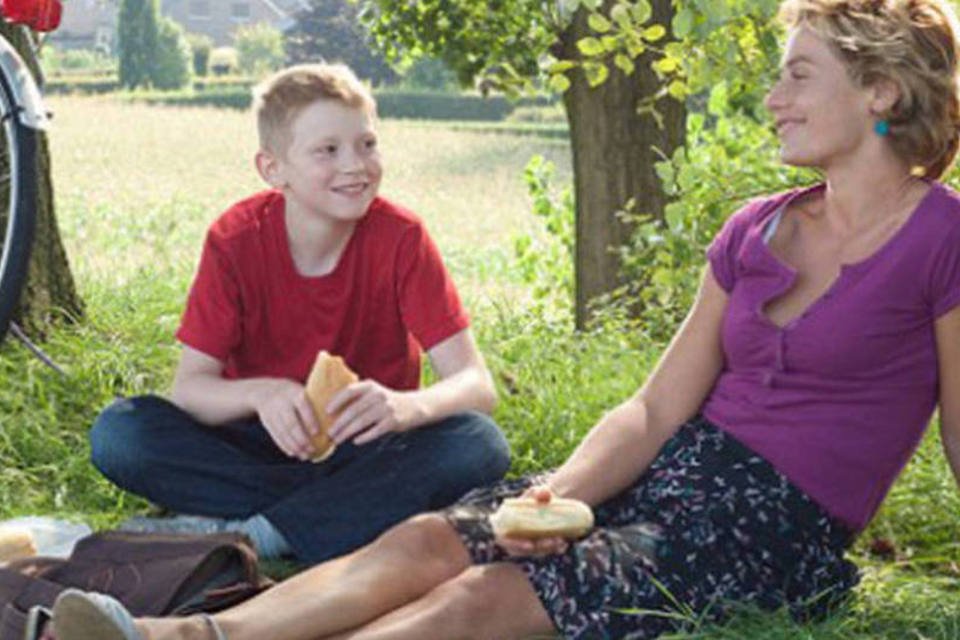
[175,190,469,390]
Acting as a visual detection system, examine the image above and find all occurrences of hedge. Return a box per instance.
[42,77,559,123]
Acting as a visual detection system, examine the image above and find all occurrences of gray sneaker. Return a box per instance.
[118,514,232,536]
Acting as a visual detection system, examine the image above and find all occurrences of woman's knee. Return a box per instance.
[373,513,470,576]
[428,565,552,638]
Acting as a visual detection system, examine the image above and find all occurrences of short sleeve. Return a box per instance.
[706,199,769,293]
[928,221,960,318]
[175,232,243,361]
[395,222,469,350]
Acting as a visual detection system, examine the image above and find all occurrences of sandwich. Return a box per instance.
[304,350,358,462]
[489,497,594,540]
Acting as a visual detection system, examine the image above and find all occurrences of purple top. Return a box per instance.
[702,181,960,530]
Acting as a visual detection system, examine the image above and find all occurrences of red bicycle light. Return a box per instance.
[2,0,62,32]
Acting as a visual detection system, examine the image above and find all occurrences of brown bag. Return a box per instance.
[0,530,272,640]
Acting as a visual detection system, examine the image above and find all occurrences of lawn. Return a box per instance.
[0,95,957,638]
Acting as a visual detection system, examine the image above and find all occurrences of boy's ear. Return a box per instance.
[255,149,285,188]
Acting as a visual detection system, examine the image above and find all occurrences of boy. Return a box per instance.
[89,63,510,565]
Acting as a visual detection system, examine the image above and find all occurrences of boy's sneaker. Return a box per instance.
[118,514,233,536]
[118,514,292,559]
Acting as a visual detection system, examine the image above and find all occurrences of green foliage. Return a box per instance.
[373,90,515,120]
[209,47,238,76]
[286,0,396,86]
[152,18,192,90]
[361,0,559,91]
[187,33,213,77]
[505,104,567,124]
[235,23,285,78]
[395,56,456,91]
[611,107,814,341]
[511,155,574,313]
[117,0,160,89]
[40,47,115,77]
[45,76,120,95]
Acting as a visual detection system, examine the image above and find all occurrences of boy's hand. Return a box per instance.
[326,380,420,445]
[253,379,322,460]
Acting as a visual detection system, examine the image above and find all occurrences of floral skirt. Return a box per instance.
[442,416,860,640]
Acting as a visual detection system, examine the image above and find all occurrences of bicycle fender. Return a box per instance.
[0,37,48,130]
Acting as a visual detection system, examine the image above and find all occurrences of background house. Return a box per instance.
[49,0,309,52]
[48,0,117,53]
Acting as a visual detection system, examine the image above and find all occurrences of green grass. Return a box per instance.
[1,95,959,638]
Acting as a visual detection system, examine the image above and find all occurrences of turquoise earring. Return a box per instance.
[874,119,890,136]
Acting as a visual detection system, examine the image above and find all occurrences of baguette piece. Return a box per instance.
[490,497,594,540]
[304,351,358,462]
[0,527,37,563]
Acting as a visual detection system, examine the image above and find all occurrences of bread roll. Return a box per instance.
[0,527,37,563]
[489,497,594,540]
[304,351,358,462]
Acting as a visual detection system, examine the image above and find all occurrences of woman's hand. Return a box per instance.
[326,380,421,445]
[252,379,319,460]
[495,486,570,557]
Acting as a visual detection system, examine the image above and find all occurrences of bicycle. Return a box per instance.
[0,0,62,354]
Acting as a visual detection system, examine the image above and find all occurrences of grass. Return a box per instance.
[1,95,959,637]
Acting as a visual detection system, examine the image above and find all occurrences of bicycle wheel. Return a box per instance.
[0,68,38,345]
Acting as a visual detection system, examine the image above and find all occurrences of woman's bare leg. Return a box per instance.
[324,563,556,640]
[134,514,472,640]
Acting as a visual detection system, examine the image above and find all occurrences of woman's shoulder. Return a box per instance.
[715,185,819,244]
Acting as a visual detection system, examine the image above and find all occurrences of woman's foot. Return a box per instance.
[51,589,140,640]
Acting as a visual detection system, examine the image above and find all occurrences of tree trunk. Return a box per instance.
[559,0,685,328]
[1,24,82,336]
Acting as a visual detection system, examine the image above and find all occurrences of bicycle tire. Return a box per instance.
[0,66,38,345]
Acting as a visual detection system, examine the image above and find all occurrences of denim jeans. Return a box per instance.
[89,394,511,564]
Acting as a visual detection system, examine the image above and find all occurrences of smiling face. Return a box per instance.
[259,99,382,224]
[765,27,880,171]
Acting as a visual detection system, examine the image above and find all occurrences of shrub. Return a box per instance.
[152,17,192,90]
[41,47,115,77]
[505,104,567,124]
[187,33,213,77]
[117,0,159,89]
[45,76,120,94]
[234,23,284,77]
[397,57,456,91]
[209,47,238,76]
[373,90,513,120]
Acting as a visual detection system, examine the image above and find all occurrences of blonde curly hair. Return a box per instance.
[778,0,960,178]
[252,63,376,155]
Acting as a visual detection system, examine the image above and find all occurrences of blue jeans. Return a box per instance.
[89,394,510,564]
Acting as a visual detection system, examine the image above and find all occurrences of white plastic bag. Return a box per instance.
[0,516,92,558]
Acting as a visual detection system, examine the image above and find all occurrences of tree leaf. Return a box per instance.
[614,53,635,75]
[548,60,577,73]
[642,25,666,42]
[577,36,605,56]
[631,0,652,24]
[667,79,687,100]
[583,61,609,86]
[610,3,631,27]
[548,72,571,93]
[653,56,679,73]
[672,7,695,38]
[625,35,646,58]
[588,12,612,33]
